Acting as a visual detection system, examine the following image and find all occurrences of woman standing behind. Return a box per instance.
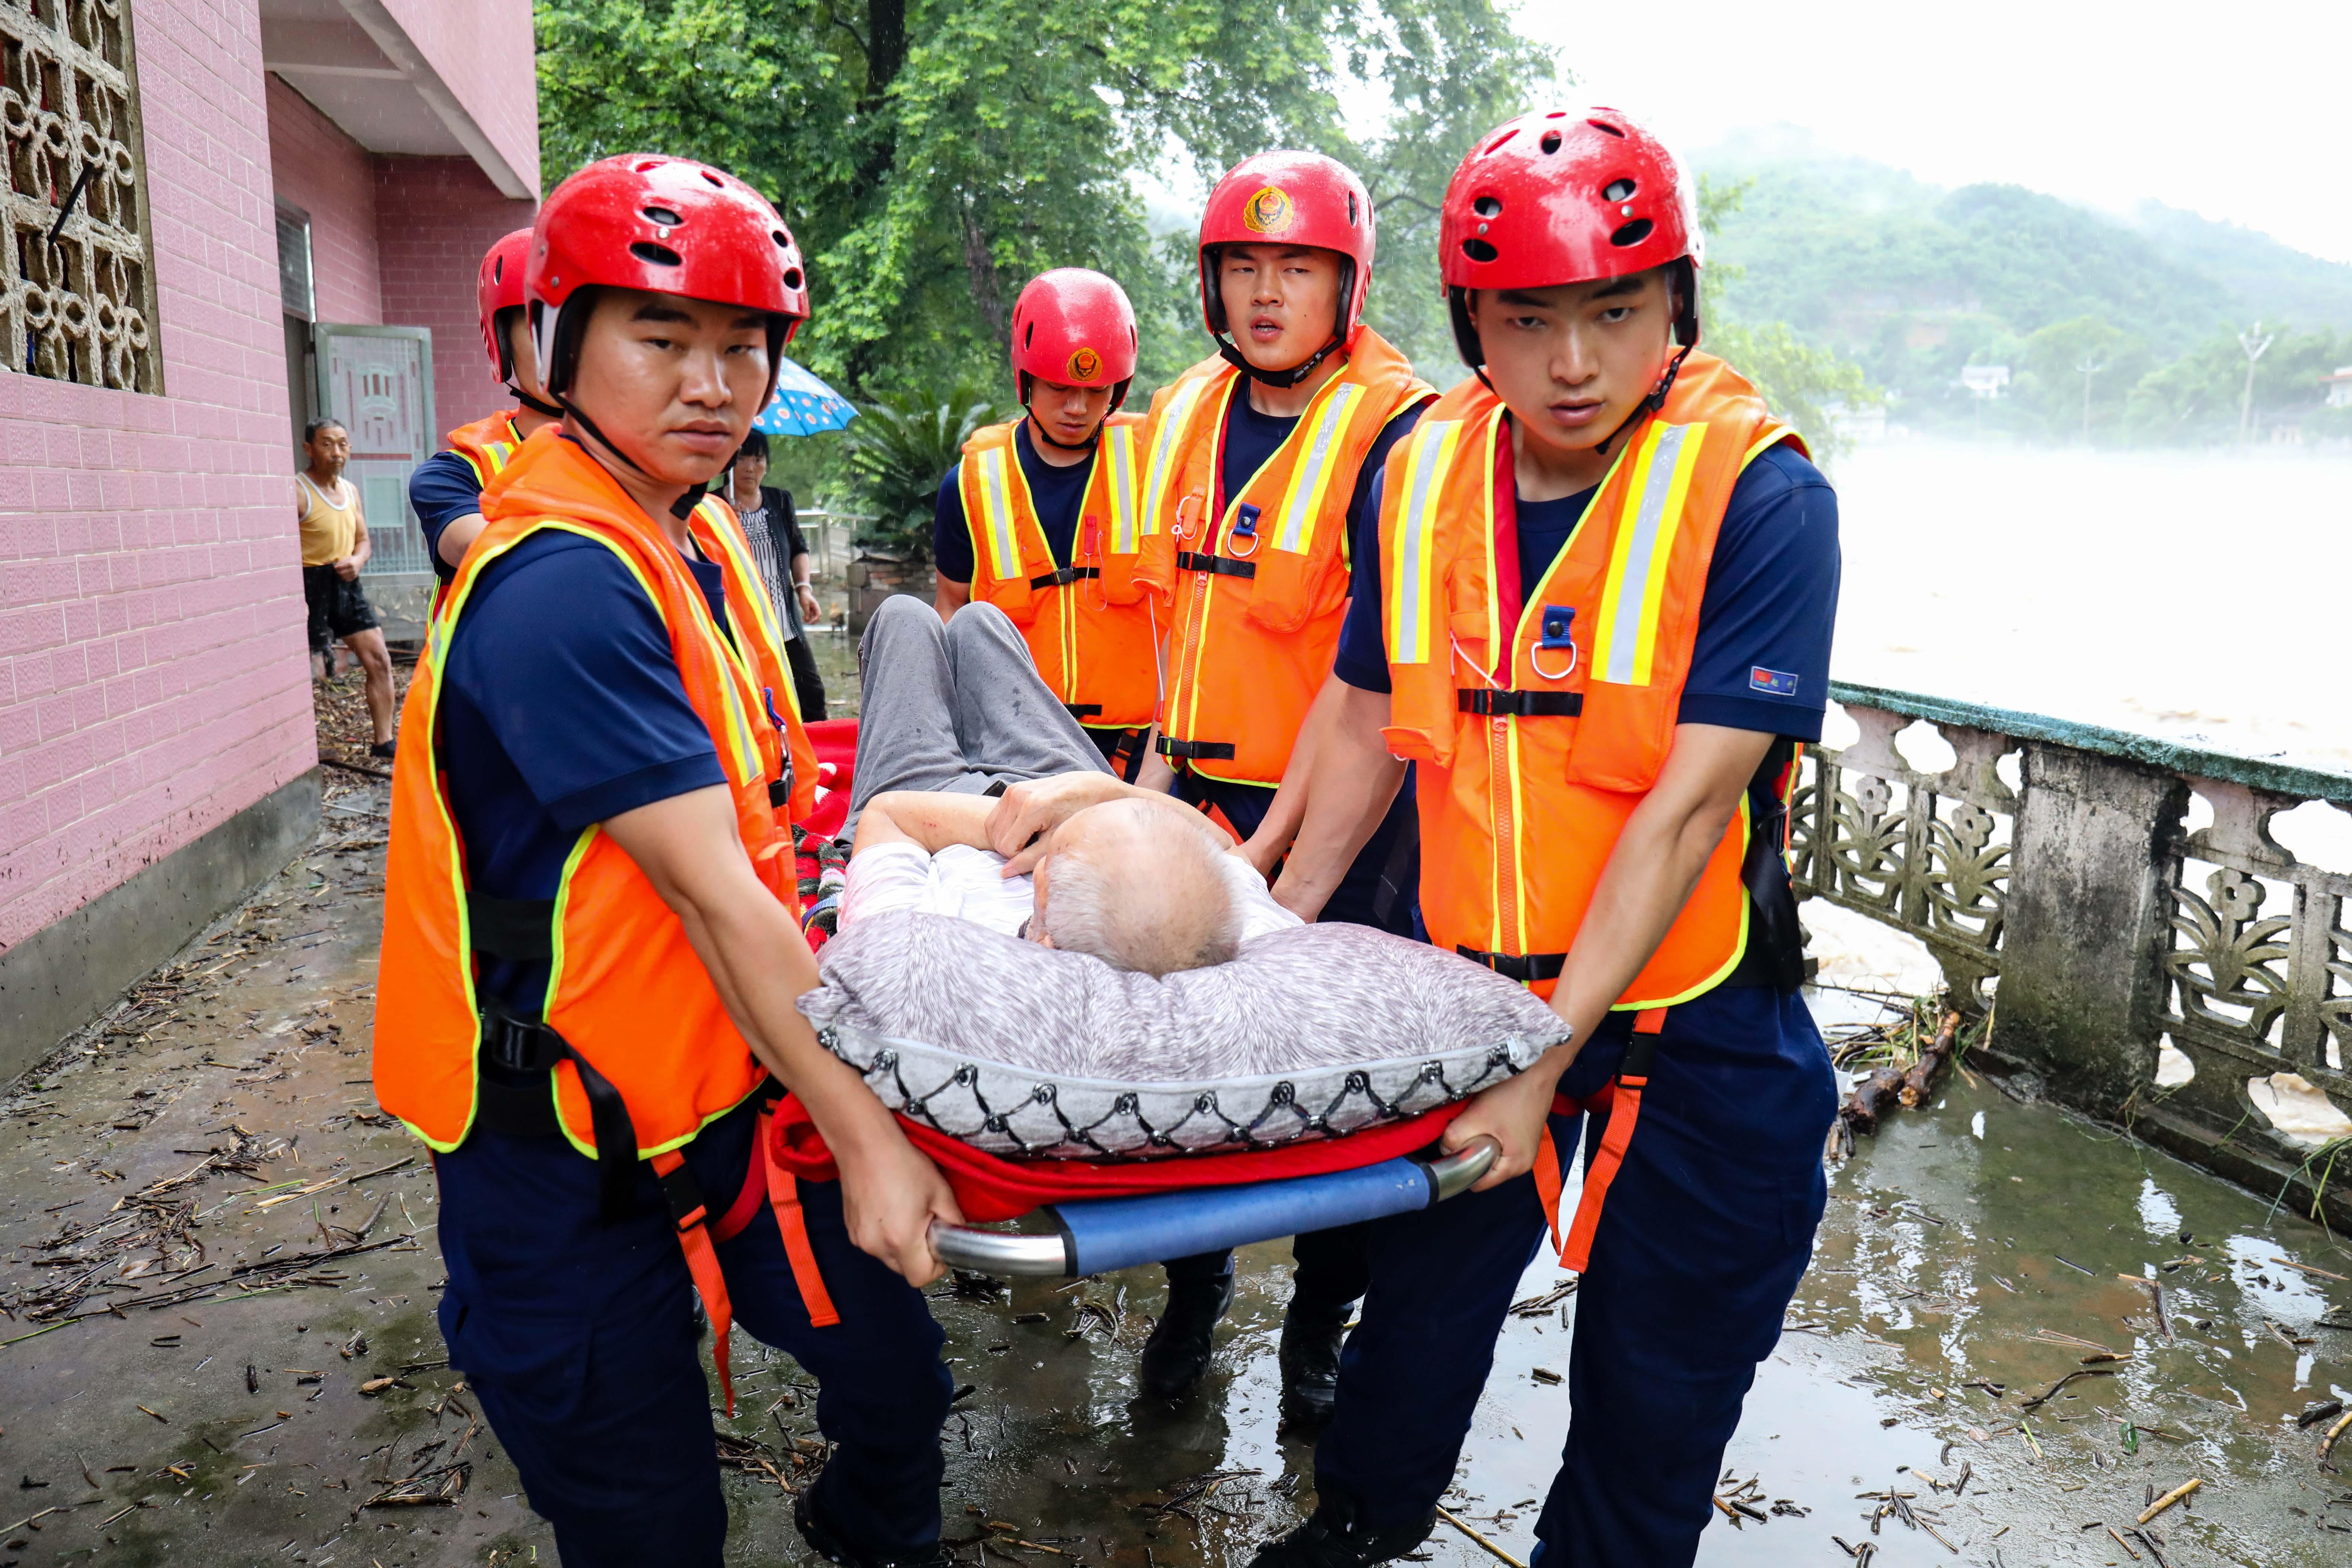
[728,430,829,720]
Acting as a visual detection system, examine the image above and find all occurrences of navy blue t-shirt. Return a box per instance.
[1332,441,1839,742]
[409,450,490,585]
[932,421,1097,584]
[442,530,733,1014]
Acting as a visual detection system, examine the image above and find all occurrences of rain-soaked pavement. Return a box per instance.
[0,638,2346,1567]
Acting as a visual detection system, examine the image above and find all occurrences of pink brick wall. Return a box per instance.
[379,0,540,198]
[264,74,382,325]
[0,0,318,953]
[375,157,538,437]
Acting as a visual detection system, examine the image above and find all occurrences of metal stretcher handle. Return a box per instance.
[929,1138,1500,1278]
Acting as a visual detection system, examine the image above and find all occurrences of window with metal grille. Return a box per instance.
[0,0,161,392]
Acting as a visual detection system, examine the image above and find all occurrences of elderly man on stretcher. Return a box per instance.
[771,595,1565,1279]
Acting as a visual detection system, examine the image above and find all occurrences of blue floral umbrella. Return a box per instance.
[754,357,858,436]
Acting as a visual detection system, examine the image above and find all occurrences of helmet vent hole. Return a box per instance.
[642,206,684,227]
[492,256,504,282]
[772,230,789,247]
[1461,237,1500,264]
[781,267,804,290]
[1588,119,1626,138]
[699,171,724,188]
[629,240,684,267]
[1023,322,1035,348]
[1348,192,1359,226]
[1472,195,1502,219]
[1609,219,1654,248]
[1482,128,1516,156]
[1539,130,1562,154]
[1602,178,1636,203]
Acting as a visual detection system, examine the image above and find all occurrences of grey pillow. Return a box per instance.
[799,911,1569,1159]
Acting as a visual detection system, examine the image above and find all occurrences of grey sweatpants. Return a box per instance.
[843,596,1111,841]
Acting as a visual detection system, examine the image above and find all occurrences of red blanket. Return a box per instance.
[769,1093,1471,1222]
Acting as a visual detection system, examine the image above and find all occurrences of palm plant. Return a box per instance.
[842,384,1012,563]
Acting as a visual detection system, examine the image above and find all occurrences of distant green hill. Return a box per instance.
[1692,134,2352,443]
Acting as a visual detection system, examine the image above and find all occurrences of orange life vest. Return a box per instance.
[1378,353,1802,1011]
[378,428,806,1163]
[447,410,526,488]
[1134,332,1432,785]
[957,414,1160,730]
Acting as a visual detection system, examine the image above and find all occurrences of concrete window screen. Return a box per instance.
[0,0,160,393]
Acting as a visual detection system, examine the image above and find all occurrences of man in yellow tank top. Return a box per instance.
[295,418,395,757]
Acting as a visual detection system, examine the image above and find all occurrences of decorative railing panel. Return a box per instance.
[1797,680,2352,1227]
[0,0,159,393]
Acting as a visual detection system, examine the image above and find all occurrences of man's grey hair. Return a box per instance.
[1040,800,1244,977]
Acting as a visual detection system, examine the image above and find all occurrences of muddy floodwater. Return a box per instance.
[1,759,2348,1567]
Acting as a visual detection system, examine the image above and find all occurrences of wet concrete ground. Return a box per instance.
[1,658,2346,1567]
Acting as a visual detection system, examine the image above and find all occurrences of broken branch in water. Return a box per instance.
[2135,1477,2201,1524]
[1840,1008,1962,1137]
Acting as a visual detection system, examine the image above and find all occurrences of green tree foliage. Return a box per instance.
[536,0,1556,407]
[840,386,1013,560]
[1696,177,1878,465]
[1692,139,2352,446]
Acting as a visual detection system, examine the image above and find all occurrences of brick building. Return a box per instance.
[0,1,538,1073]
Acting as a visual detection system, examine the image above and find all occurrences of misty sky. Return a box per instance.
[1523,0,2352,264]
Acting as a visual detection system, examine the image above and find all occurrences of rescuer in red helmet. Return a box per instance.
[930,267,1160,775]
[406,227,565,587]
[376,155,957,1568]
[1067,150,1439,1418]
[1250,109,1842,1568]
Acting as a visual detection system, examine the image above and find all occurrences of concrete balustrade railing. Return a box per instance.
[1797,681,2352,1228]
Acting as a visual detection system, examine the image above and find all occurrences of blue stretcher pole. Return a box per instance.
[930,1139,1497,1277]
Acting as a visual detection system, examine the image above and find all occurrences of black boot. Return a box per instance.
[1247,1495,1435,1568]
[1138,1269,1235,1397]
[795,1485,949,1568]
[1278,1301,1350,1428]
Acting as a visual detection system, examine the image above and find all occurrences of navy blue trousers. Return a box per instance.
[434,1102,951,1568]
[1313,987,1836,1568]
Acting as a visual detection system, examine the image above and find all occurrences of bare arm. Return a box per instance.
[337,501,373,580]
[982,771,1230,874]
[791,551,820,620]
[934,577,971,620]
[438,513,488,570]
[1259,676,1406,905]
[602,785,961,1282]
[1440,723,1776,1189]
[853,789,997,857]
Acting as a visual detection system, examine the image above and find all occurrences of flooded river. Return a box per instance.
[1830,439,2352,772]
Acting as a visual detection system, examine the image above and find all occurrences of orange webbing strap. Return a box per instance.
[1558,1007,1667,1273]
[651,1148,737,1417]
[1533,1123,1567,1259]
[761,1105,841,1328]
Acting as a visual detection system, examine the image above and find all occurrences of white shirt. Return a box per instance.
[839,841,1303,942]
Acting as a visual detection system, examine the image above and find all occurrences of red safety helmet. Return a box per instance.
[477,227,533,384]
[1197,151,1376,384]
[1008,268,1138,412]
[1439,108,1703,370]
[528,154,811,402]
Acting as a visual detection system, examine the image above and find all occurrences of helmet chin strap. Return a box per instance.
[1591,345,1693,461]
[1215,336,1341,390]
[1026,410,1102,453]
[513,388,565,419]
[562,399,711,522]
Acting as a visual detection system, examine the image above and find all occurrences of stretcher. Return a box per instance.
[927,1137,1498,1275]
[783,718,1511,1278]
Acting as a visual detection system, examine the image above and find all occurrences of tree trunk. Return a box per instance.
[961,198,1006,341]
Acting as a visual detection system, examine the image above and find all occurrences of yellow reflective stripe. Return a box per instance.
[1103,424,1141,553]
[1743,428,1791,466]
[1592,422,1707,686]
[1269,382,1367,553]
[697,498,790,671]
[483,440,515,474]
[1386,418,1462,665]
[972,446,1024,582]
[1141,376,1213,536]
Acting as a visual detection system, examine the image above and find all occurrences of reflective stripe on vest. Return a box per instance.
[1134,332,1434,785]
[687,493,819,823]
[1377,354,1801,1010]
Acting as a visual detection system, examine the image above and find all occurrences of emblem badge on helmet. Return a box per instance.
[1067,345,1103,382]
[1241,187,1295,235]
